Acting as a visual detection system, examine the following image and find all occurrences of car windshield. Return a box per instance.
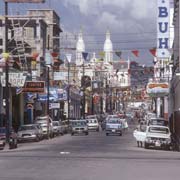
[71,121,86,126]
[53,122,59,126]
[19,126,36,131]
[108,119,121,124]
[86,116,97,119]
[148,127,169,134]
[149,119,166,126]
[87,119,97,123]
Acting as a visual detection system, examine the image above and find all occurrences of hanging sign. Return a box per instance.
[23,81,45,93]
[157,0,170,58]
[1,72,26,87]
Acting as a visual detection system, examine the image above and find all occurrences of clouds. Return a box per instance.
[60,0,157,65]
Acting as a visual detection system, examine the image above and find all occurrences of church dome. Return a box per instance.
[76,30,85,52]
[103,30,113,52]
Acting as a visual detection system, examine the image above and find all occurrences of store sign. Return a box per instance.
[49,103,60,109]
[157,0,170,58]
[23,81,45,93]
[1,72,26,87]
[146,82,169,96]
[54,72,68,81]
[5,0,45,3]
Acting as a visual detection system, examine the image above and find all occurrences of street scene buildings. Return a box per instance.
[0,0,179,180]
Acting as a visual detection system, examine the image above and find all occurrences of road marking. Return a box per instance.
[60,152,70,155]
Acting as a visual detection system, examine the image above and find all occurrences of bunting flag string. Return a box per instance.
[99,51,105,58]
[149,48,157,57]
[82,52,89,61]
[94,48,158,59]
[115,51,122,58]
[132,50,139,57]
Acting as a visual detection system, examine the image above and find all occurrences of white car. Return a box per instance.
[86,118,99,131]
[17,124,42,142]
[133,125,171,150]
[52,121,63,136]
[35,116,54,138]
[144,125,171,150]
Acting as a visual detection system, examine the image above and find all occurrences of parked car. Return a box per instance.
[105,118,123,136]
[134,124,171,150]
[86,118,99,131]
[144,125,171,150]
[52,121,63,136]
[17,124,42,142]
[35,116,54,138]
[0,127,18,150]
[70,120,88,136]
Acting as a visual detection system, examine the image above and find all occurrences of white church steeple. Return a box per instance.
[103,29,113,63]
[76,29,85,65]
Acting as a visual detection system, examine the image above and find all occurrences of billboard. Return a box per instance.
[5,0,45,3]
[146,82,169,97]
[157,0,170,58]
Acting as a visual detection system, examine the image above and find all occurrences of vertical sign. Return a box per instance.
[157,0,170,58]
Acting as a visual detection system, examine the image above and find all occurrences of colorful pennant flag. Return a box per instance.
[99,51,105,57]
[132,50,139,57]
[95,58,104,63]
[149,48,156,57]
[115,51,122,58]
[82,52,89,61]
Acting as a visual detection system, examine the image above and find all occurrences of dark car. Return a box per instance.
[0,127,18,150]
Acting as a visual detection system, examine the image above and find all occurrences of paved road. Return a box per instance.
[0,125,180,180]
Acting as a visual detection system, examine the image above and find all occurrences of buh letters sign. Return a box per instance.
[157,0,170,58]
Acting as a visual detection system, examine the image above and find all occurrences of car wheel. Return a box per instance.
[106,133,109,136]
[144,143,149,149]
[61,132,64,136]
[71,133,74,136]
[119,132,122,136]
[35,136,40,142]
[85,132,88,136]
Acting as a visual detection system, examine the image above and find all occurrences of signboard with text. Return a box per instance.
[146,82,169,97]
[1,72,26,87]
[23,81,45,93]
[157,0,170,58]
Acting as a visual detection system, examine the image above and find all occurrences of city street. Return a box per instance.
[0,125,180,180]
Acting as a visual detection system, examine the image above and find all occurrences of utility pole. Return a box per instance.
[82,63,85,119]
[65,54,72,124]
[67,61,70,123]
[4,1,10,144]
[91,82,94,115]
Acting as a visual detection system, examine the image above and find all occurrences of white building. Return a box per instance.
[103,30,113,64]
[76,29,85,66]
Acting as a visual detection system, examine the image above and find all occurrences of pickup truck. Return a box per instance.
[133,125,171,150]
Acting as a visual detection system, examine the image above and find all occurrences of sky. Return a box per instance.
[0,0,174,66]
